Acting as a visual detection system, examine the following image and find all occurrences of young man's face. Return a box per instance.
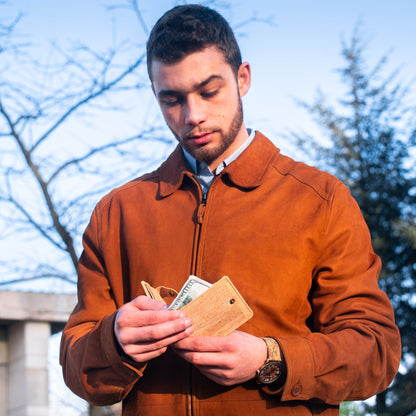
[151,46,251,171]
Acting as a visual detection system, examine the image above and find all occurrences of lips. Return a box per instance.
[185,132,214,146]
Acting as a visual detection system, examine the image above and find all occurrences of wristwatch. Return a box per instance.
[256,337,286,386]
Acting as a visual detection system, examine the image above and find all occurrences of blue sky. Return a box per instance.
[4,0,416,156]
[2,0,415,288]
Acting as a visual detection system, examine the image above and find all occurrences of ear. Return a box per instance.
[237,62,251,98]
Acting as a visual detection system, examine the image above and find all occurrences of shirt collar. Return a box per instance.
[158,131,280,198]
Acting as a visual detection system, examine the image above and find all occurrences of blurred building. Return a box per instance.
[0,291,76,416]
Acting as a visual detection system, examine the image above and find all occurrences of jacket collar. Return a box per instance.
[158,131,280,197]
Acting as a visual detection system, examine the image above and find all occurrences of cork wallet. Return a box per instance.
[141,276,253,336]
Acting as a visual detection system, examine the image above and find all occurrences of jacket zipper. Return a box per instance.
[189,185,208,416]
[191,187,207,277]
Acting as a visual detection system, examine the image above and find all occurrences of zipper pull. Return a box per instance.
[197,192,207,223]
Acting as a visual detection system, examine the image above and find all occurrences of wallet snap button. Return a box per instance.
[229,298,235,304]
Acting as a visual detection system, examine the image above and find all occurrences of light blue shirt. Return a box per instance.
[183,129,256,194]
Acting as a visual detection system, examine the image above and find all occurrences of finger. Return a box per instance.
[131,309,189,327]
[124,326,194,358]
[130,316,193,343]
[131,295,170,311]
[118,315,193,349]
[117,305,188,330]
[174,348,230,368]
[129,347,169,363]
[174,335,226,352]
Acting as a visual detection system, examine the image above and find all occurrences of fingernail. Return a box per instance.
[185,326,194,335]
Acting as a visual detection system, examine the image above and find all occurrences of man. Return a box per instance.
[60,5,401,415]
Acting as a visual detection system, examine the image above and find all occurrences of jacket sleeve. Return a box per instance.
[276,183,401,405]
[59,204,146,406]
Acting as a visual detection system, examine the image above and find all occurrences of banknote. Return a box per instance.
[168,275,212,310]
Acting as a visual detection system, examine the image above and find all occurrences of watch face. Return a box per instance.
[258,361,282,384]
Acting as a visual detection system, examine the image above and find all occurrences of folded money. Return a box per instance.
[168,275,211,310]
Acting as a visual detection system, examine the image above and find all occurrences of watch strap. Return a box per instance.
[262,337,282,362]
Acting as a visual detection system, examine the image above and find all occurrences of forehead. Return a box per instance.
[151,46,235,92]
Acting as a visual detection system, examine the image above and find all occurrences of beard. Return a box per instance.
[171,97,244,167]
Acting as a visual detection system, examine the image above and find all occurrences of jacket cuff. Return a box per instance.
[276,336,315,401]
[100,311,148,378]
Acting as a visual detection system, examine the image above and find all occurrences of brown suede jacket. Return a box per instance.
[60,132,401,415]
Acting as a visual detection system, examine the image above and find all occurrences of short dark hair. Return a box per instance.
[146,4,242,80]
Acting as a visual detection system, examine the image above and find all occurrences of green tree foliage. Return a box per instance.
[292,28,416,415]
[339,401,367,416]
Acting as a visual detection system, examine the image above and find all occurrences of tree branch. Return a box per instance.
[31,52,145,152]
[0,100,78,268]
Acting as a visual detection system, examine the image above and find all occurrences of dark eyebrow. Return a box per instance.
[198,74,223,88]
[157,74,224,99]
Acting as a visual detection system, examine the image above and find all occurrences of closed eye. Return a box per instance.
[160,96,183,107]
[201,89,219,99]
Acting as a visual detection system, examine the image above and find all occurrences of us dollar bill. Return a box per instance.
[168,275,212,310]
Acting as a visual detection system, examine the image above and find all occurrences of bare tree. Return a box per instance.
[0,0,274,291]
[0,1,174,289]
[0,2,174,414]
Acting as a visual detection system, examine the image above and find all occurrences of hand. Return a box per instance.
[114,295,194,363]
[173,331,267,386]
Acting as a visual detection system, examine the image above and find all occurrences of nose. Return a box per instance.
[184,95,206,126]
